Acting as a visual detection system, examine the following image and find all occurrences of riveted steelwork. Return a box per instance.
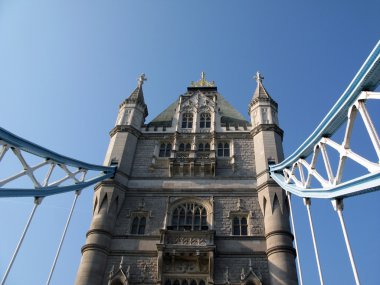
[0,127,116,197]
[270,41,380,199]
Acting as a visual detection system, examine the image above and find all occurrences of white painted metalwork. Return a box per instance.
[270,40,380,198]
[287,192,303,285]
[281,91,380,191]
[0,127,115,197]
[46,190,81,285]
[304,198,324,285]
[1,197,42,285]
[332,199,361,285]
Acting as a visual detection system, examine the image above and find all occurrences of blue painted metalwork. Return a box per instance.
[0,126,116,197]
[270,40,380,198]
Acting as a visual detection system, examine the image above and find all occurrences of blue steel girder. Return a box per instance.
[0,127,115,197]
[270,40,380,199]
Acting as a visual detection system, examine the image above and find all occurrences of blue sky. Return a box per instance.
[0,1,379,284]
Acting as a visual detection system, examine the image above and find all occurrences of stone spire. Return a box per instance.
[123,74,148,114]
[251,71,271,101]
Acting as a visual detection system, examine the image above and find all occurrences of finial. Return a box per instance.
[138,73,147,88]
[190,72,215,87]
[249,258,253,270]
[109,265,115,278]
[224,266,230,284]
[119,256,124,269]
[255,71,264,84]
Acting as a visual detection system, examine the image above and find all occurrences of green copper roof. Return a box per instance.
[148,99,178,127]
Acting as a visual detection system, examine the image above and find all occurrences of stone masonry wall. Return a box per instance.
[214,256,269,285]
[213,196,264,236]
[105,255,158,284]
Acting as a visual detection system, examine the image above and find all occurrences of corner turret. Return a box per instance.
[249,72,298,285]
[115,74,148,128]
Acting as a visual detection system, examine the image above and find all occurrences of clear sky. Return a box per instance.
[0,1,379,284]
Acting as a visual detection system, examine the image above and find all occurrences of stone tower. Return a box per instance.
[75,73,298,285]
[249,72,298,285]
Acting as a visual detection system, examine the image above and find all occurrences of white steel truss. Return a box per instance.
[0,127,115,197]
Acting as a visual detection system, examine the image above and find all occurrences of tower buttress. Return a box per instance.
[104,74,148,182]
[75,75,148,285]
[249,72,298,285]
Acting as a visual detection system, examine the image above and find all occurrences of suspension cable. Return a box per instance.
[287,192,304,285]
[304,198,324,285]
[333,199,361,285]
[46,190,81,285]
[1,197,42,285]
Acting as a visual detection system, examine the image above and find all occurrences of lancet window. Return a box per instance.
[198,143,210,151]
[131,216,146,235]
[179,143,191,152]
[171,202,207,230]
[199,112,211,128]
[232,216,248,236]
[217,142,230,157]
[159,143,172,157]
[181,113,193,128]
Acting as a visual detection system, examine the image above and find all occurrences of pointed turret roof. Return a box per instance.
[252,71,271,100]
[121,74,148,117]
[126,85,146,105]
[248,72,277,113]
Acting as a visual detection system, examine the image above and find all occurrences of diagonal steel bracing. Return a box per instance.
[0,127,115,197]
[270,41,380,199]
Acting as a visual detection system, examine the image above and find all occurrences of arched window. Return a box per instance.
[130,216,146,235]
[217,142,230,157]
[181,113,193,128]
[159,143,172,157]
[199,281,206,285]
[200,112,211,128]
[190,280,197,285]
[171,202,208,230]
[165,281,171,285]
[179,143,191,152]
[232,216,248,236]
[198,143,210,152]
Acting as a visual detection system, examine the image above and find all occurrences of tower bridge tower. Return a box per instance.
[75,73,298,285]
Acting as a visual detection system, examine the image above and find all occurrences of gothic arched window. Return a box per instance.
[159,143,172,157]
[232,216,248,236]
[198,143,210,152]
[179,143,191,152]
[200,112,211,128]
[171,202,208,230]
[181,113,193,128]
[131,216,146,235]
[217,142,230,157]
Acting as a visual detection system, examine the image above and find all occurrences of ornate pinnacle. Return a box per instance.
[138,73,147,88]
[190,72,215,87]
[119,256,124,269]
[255,71,264,84]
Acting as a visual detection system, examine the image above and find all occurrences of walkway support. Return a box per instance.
[1,197,42,285]
[304,198,324,285]
[287,192,303,285]
[332,199,361,285]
